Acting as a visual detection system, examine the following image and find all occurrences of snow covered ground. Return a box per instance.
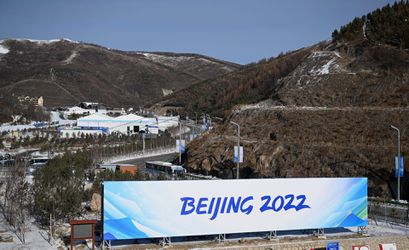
[49,111,76,126]
[0,112,75,133]
[0,44,9,54]
[13,38,79,44]
[0,124,35,133]
[366,219,409,236]
[0,213,57,250]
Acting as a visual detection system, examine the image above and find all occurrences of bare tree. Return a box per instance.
[0,160,32,244]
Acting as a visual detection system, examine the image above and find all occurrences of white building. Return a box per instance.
[64,106,90,116]
[64,106,108,117]
[60,113,179,137]
[109,114,150,134]
[156,116,179,131]
[77,113,112,128]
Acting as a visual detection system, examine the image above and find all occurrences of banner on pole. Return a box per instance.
[395,156,404,177]
[233,146,243,163]
[176,140,186,153]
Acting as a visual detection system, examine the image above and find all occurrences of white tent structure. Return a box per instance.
[72,113,180,136]
[156,116,179,131]
[77,113,112,128]
[109,114,156,134]
[64,106,89,116]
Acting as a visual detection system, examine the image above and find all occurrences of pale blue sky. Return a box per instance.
[0,0,395,64]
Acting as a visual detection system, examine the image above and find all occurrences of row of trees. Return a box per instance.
[33,151,92,223]
[5,128,174,154]
[1,133,177,235]
[0,162,31,243]
[332,1,409,49]
[32,149,171,224]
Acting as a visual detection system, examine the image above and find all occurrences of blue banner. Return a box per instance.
[395,156,404,177]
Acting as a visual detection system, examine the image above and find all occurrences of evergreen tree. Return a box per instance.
[332,1,409,49]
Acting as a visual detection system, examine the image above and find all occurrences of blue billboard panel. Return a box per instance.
[103,178,368,240]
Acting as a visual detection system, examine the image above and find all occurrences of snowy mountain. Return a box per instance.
[0,39,240,109]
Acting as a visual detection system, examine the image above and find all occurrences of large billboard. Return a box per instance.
[103,178,367,240]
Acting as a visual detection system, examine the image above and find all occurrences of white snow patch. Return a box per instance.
[0,44,9,54]
[63,50,78,64]
[139,52,194,67]
[309,58,337,75]
[309,50,341,59]
[138,52,231,71]
[317,58,336,75]
[0,124,35,133]
[14,38,79,44]
[50,111,76,126]
[198,57,219,65]
[0,213,57,249]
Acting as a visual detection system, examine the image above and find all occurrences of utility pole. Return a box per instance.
[142,133,145,155]
[212,117,241,179]
[391,125,401,201]
[230,121,240,179]
[179,117,182,164]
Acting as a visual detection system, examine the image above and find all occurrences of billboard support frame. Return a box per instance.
[160,237,171,247]
[267,230,277,240]
[101,240,111,250]
[313,228,325,238]
[357,226,368,235]
[216,233,226,243]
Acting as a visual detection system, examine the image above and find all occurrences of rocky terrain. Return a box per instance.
[156,2,409,199]
[0,39,240,109]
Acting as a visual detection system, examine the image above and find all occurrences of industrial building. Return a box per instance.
[59,113,179,138]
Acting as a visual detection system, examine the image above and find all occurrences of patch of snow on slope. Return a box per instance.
[15,38,79,44]
[316,58,336,75]
[0,44,9,54]
[140,52,193,67]
[307,51,343,75]
[198,57,235,71]
[0,124,35,133]
[334,51,342,58]
[198,57,218,65]
[50,111,76,125]
[309,50,341,59]
[63,49,78,64]
[140,52,227,68]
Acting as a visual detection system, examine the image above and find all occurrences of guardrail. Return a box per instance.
[0,168,11,179]
[369,198,409,226]
[184,173,219,180]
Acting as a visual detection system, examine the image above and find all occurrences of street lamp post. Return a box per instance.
[391,125,401,201]
[230,121,240,179]
[179,117,182,164]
